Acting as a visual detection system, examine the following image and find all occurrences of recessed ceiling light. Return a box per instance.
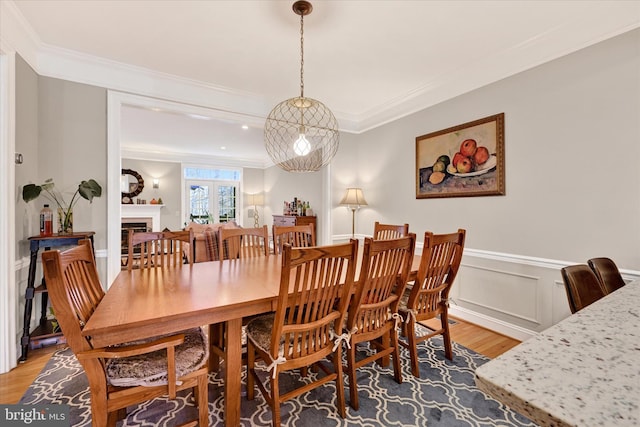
[242,125,249,130]
[187,113,212,120]
[220,146,227,150]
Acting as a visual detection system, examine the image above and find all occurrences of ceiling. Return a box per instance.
[9,0,640,166]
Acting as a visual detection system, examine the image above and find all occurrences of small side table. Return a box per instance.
[19,231,95,362]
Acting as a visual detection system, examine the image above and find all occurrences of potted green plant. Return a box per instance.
[22,178,102,234]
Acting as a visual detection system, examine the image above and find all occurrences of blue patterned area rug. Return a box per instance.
[20,332,537,426]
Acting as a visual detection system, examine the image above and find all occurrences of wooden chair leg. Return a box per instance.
[246,341,255,401]
[197,370,209,426]
[346,343,359,410]
[270,374,281,427]
[377,330,391,367]
[208,323,222,372]
[334,347,347,418]
[406,318,421,377]
[390,328,402,384]
[441,310,453,360]
[90,390,109,427]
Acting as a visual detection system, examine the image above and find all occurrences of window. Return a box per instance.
[185,167,240,224]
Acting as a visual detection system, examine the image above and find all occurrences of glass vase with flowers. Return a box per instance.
[22,178,102,234]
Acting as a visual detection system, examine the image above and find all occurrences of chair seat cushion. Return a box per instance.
[246,313,335,358]
[398,285,412,311]
[246,313,277,354]
[106,327,208,387]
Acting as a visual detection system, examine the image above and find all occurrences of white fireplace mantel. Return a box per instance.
[121,205,164,231]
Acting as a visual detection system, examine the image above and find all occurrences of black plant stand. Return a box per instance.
[19,231,95,362]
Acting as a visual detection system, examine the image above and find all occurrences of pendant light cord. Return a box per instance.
[299,12,305,99]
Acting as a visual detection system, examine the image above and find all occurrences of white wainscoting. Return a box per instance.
[333,233,640,342]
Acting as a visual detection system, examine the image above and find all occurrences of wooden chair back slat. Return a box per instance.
[272,241,358,361]
[373,221,409,240]
[272,224,316,254]
[42,240,102,355]
[348,234,416,334]
[43,239,209,426]
[343,234,416,409]
[408,230,465,315]
[219,226,269,259]
[398,229,465,377]
[127,229,194,270]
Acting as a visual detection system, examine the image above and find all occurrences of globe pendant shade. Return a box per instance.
[264,96,339,172]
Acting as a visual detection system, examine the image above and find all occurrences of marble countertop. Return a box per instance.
[475,281,639,427]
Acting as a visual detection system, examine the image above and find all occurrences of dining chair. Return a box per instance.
[587,257,626,294]
[127,229,194,270]
[272,223,316,254]
[561,264,607,313]
[373,221,409,240]
[343,234,416,410]
[398,229,466,378]
[209,225,270,370]
[42,240,209,427]
[218,225,269,259]
[245,240,358,426]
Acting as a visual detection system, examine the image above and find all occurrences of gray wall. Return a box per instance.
[36,77,108,249]
[121,158,182,230]
[15,55,38,258]
[332,28,640,270]
[264,165,324,242]
[14,56,108,350]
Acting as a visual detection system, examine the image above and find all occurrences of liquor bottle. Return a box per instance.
[40,204,53,236]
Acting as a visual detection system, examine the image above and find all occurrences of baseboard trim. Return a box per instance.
[449,306,537,342]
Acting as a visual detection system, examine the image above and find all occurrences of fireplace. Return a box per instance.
[120,205,164,268]
[121,218,152,268]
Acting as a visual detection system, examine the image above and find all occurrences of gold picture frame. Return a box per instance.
[416,113,505,199]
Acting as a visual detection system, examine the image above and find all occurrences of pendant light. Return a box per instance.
[264,0,339,172]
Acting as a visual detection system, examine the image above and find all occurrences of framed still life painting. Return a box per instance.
[416,113,505,199]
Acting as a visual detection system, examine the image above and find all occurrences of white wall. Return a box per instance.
[330,28,640,338]
[121,158,182,230]
[264,165,325,242]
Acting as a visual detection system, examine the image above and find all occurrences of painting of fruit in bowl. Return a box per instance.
[416,113,505,199]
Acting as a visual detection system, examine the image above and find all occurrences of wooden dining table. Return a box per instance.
[83,253,422,426]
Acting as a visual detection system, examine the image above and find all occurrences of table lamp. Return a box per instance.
[339,188,368,238]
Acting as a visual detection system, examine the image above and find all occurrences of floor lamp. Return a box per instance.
[248,193,264,228]
[339,188,368,238]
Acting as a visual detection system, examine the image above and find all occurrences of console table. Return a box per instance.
[272,214,316,230]
[19,231,95,362]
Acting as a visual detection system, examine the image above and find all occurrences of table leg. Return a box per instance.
[19,248,39,362]
[224,318,242,427]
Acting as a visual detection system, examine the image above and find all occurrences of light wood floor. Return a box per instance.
[0,317,520,404]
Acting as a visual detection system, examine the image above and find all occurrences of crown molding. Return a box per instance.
[121,147,269,170]
[3,0,640,135]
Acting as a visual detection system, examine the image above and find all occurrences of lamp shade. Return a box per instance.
[340,188,368,207]
[247,193,264,206]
